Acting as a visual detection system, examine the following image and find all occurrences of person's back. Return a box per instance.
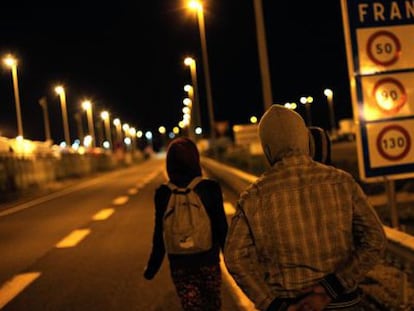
[224,105,386,311]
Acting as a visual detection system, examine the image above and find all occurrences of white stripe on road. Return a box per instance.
[112,196,129,206]
[127,188,138,195]
[224,202,236,215]
[0,272,41,309]
[55,229,90,248]
[92,208,115,221]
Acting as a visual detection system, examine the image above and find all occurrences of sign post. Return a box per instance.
[341,0,414,182]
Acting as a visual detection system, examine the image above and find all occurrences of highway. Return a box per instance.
[0,152,413,310]
[0,156,250,311]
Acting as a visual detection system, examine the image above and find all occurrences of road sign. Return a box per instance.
[341,0,414,181]
[232,124,262,155]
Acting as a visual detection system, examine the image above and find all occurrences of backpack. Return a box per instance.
[163,176,212,255]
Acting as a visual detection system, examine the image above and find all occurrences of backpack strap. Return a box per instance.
[186,176,204,190]
[166,176,204,192]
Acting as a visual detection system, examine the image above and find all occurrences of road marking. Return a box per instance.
[55,229,90,248]
[112,196,129,206]
[224,202,236,215]
[219,254,258,311]
[127,188,138,195]
[92,208,114,221]
[0,272,41,309]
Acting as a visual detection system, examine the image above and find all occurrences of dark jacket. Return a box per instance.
[144,178,228,279]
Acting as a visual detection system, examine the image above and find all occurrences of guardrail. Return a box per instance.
[202,156,414,309]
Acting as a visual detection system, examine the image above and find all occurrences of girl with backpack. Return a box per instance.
[144,137,228,311]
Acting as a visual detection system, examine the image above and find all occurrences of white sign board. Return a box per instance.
[341,0,414,181]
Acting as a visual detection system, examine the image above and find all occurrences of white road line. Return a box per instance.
[55,229,90,248]
[224,202,236,215]
[112,196,129,206]
[127,188,138,195]
[92,208,115,221]
[219,254,258,311]
[0,272,41,309]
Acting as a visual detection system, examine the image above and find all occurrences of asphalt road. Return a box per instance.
[0,156,251,311]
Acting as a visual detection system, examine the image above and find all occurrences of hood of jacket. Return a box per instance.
[166,137,202,185]
[258,104,310,165]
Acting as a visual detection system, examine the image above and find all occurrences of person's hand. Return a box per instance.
[143,266,155,280]
[292,285,332,311]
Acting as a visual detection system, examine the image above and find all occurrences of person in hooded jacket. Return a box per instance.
[224,105,386,311]
[144,137,228,311]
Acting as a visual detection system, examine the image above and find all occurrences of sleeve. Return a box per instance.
[320,181,387,299]
[223,199,276,311]
[143,186,168,280]
[211,181,228,251]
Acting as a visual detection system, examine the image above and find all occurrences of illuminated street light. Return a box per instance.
[55,85,71,146]
[300,96,314,126]
[82,100,96,148]
[184,57,202,133]
[100,110,112,149]
[187,2,216,151]
[113,118,122,146]
[324,88,337,137]
[3,54,23,137]
[284,102,297,110]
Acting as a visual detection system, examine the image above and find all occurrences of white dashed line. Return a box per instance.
[127,188,138,195]
[112,196,129,206]
[92,208,115,221]
[0,272,41,309]
[55,229,91,248]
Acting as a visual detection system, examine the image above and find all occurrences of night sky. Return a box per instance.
[0,1,352,143]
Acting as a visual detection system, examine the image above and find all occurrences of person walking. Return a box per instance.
[224,105,386,311]
[144,137,228,311]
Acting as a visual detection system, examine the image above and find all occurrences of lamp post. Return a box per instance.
[252,0,273,111]
[323,88,337,137]
[188,1,217,151]
[38,96,52,142]
[74,112,85,144]
[82,100,96,148]
[100,110,112,149]
[3,55,23,137]
[184,57,202,132]
[300,96,313,126]
[55,85,71,146]
[113,118,122,147]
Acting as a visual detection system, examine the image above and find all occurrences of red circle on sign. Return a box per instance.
[372,77,407,114]
[376,125,411,161]
[366,31,401,66]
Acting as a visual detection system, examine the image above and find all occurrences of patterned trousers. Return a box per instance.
[170,264,222,311]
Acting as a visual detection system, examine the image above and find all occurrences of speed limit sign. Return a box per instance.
[366,30,401,67]
[341,0,414,181]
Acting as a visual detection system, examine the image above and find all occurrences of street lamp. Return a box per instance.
[113,118,122,147]
[100,110,112,149]
[3,54,23,137]
[324,88,337,137]
[55,85,71,146]
[38,96,52,142]
[82,100,96,148]
[300,96,314,126]
[187,1,217,150]
[184,57,202,132]
[252,0,273,111]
